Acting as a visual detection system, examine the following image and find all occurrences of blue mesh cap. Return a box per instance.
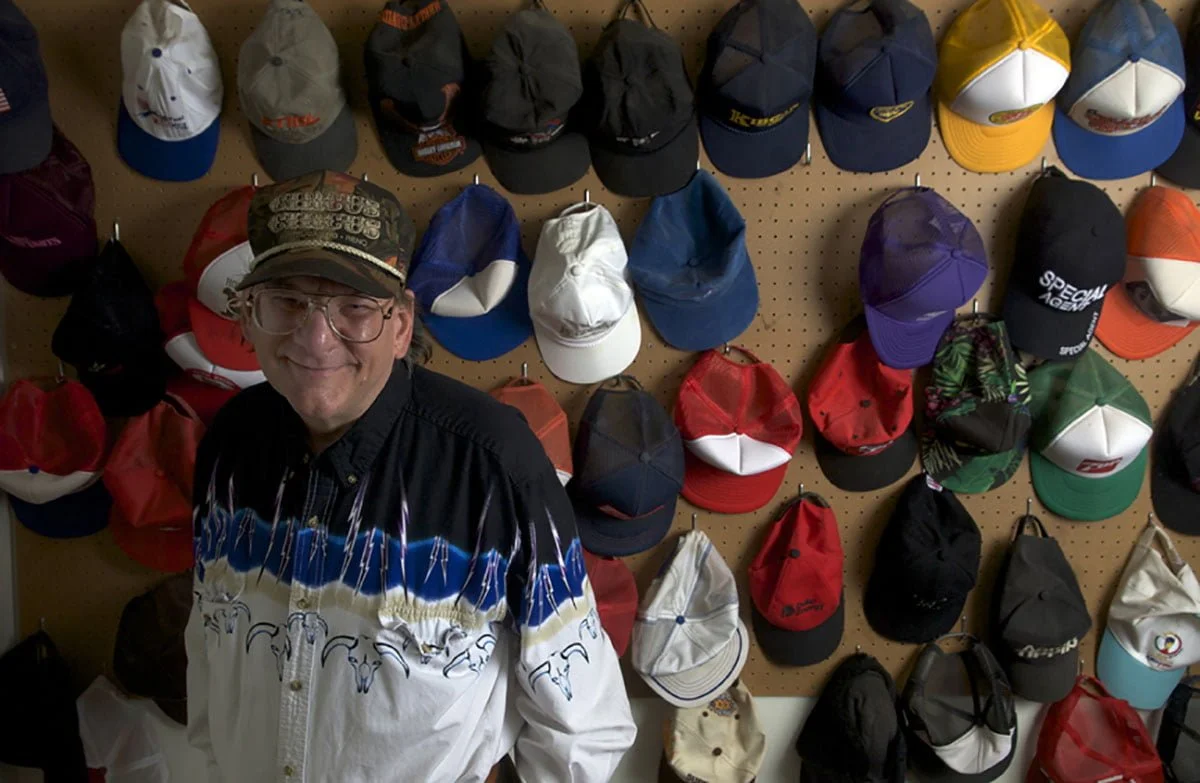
[1052,0,1186,180]
[859,187,988,369]
[407,183,533,361]
[627,169,758,351]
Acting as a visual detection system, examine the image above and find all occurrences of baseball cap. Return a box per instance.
[808,315,917,492]
[408,184,533,361]
[1098,518,1200,711]
[662,681,766,782]
[1003,166,1125,361]
[991,513,1091,703]
[631,530,749,708]
[365,0,480,177]
[569,376,684,557]
[112,571,192,725]
[920,315,1031,494]
[902,638,1017,783]
[1052,0,1185,181]
[859,187,988,370]
[529,201,641,385]
[1153,355,1200,535]
[0,0,52,174]
[490,377,572,485]
[0,126,97,297]
[935,0,1069,173]
[697,0,817,179]
[157,281,266,390]
[1159,2,1200,188]
[628,169,758,351]
[1095,186,1200,360]
[1027,349,1152,521]
[795,653,907,783]
[1161,677,1200,783]
[165,372,237,426]
[864,474,981,644]
[581,551,638,657]
[239,0,357,181]
[581,1,698,198]
[814,0,935,174]
[118,0,223,182]
[237,170,416,299]
[479,5,589,194]
[748,491,844,666]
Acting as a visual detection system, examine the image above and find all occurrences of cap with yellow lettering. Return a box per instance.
[936,0,1070,173]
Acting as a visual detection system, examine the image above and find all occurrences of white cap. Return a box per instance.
[665,680,766,783]
[165,332,265,390]
[529,202,641,385]
[948,49,1068,128]
[195,241,253,317]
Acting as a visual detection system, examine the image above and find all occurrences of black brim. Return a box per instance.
[0,94,52,174]
[699,102,809,179]
[864,566,968,645]
[590,114,698,198]
[238,250,400,299]
[905,721,1015,783]
[751,592,844,667]
[815,425,918,493]
[572,493,676,557]
[372,104,481,178]
[1002,285,1103,361]
[483,131,591,195]
[1152,385,1200,535]
[1157,120,1200,189]
[814,92,931,174]
[1007,648,1079,704]
[251,105,358,182]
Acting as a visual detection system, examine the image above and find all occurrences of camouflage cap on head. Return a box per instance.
[238,170,415,297]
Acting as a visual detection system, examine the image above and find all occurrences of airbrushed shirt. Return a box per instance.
[184,360,636,782]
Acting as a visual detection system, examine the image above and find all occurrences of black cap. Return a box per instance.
[480,5,590,195]
[0,631,87,782]
[796,653,907,783]
[581,1,698,198]
[0,0,52,174]
[569,375,685,557]
[991,514,1091,704]
[697,0,817,179]
[1153,355,1200,535]
[864,474,981,644]
[113,571,193,725]
[365,0,481,177]
[51,238,169,417]
[1160,676,1200,783]
[1002,166,1126,361]
[1158,3,1200,188]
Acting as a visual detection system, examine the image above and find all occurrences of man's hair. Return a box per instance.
[406,296,432,366]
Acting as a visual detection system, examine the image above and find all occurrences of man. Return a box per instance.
[184,170,636,782]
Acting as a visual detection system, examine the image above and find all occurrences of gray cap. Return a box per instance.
[237,0,357,181]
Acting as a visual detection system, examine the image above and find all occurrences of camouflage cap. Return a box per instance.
[238,170,415,297]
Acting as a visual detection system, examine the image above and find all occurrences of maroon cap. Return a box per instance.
[582,550,638,657]
[0,125,97,296]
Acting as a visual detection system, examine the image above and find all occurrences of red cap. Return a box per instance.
[157,281,265,391]
[490,379,573,485]
[0,378,106,503]
[582,550,638,657]
[166,373,237,426]
[674,347,802,514]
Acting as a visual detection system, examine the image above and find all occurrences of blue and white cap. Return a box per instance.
[407,184,533,362]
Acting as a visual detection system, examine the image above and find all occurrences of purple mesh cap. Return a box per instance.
[859,187,987,369]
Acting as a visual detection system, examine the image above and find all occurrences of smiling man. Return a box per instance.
[183,170,635,782]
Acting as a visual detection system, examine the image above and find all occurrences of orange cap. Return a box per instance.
[490,379,572,485]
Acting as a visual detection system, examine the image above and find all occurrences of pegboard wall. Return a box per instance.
[6,0,1200,701]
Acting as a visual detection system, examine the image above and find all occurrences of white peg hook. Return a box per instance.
[252,173,259,187]
[914,173,921,188]
[1040,157,1047,174]
[361,172,369,182]
[972,299,979,315]
[803,143,812,166]
[691,513,698,531]
[521,362,528,380]
[1026,497,1032,516]
[112,220,120,242]
[473,173,479,186]
[584,189,591,204]
[1151,172,1158,188]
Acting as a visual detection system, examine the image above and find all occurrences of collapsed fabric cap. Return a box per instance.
[490,377,572,485]
[936,0,1069,173]
[1153,355,1200,535]
[920,315,1031,495]
[859,187,988,370]
[632,530,750,708]
[581,550,638,658]
[748,491,844,667]
[157,281,266,390]
[674,346,801,514]
[480,5,589,194]
[1028,349,1152,521]
[1003,166,1126,361]
[0,126,97,297]
[238,0,357,181]
[697,0,817,179]
[1098,519,1200,711]
[569,376,684,557]
[815,0,935,174]
[408,184,533,361]
[1158,3,1200,188]
[118,0,223,182]
[1096,186,1200,360]
[112,570,192,725]
[662,680,766,782]
[1052,0,1185,180]
[0,0,53,174]
[864,474,981,644]
[1160,676,1200,783]
[808,315,917,492]
[365,0,480,177]
[529,201,640,385]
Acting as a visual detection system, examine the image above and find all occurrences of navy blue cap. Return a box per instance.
[407,184,533,362]
[1157,1,1200,188]
[0,0,52,174]
[627,169,758,352]
[698,0,817,179]
[814,0,935,173]
[9,479,111,539]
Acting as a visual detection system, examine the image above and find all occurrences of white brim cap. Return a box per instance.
[640,619,750,708]
[533,304,641,386]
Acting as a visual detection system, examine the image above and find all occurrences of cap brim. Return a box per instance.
[921,434,1027,495]
[906,719,1015,783]
[815,425,918,493]
[864,563,968,644]
[371,104,481,178]
[1094,284,1197,360]
[1157,119,1200,188]
[1097,626,1184,711]
[483,131,591,195]
[420,259,533,361]
[1152,386,1200,535]
[640,619,750,708]
[117,101,220,183]
[78,351,169,418]
[1002,284,1103,361]
[1007,648,1079,703]
[639,255,758,352]
[864,305,952,370]
[1053,98,1185,181]
[590,114,699,199]
[109,507,194,574]
[8,479,112,539]
[1031,446,1147,522]
[238,249,401,299]
[533,304,641,385]
[572,490,674,557]
[815,92,931,174]
[699,102,810,179]
[937,99,1052,174]
[187,297,260,372]
[0,93,52,174]
[251,105,358,183]
[681,451,789,514]
[751,593,844,667]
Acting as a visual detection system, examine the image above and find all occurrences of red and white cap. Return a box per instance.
[157,281,265,390]
[674,347,802,514]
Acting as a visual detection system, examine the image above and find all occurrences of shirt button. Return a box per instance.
[289,680,303,692]
[302,454,310,465]
[347,474,358,485]
[296,597,310,610]
[283,765,295,777]
[306,516,319,528]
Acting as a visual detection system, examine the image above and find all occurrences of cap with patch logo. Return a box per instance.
[661,680,766,782]
[365,0,481,178]
[238,0,357,182]
[1002,166,1125,361]
[1152,354,1200,535]
[0,0,52,174]
[935,0,1070,174]
[815,0,936,174]
[1052,0,1185,181]
[1028,348,1152,522]
[1158,3,1200,188]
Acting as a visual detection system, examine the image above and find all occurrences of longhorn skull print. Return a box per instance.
[286,611,328,645]
[528,642,590,701]
[442,634,498,678]
[578,609,600,641]
[246,622,290,681]
[203,601,251,643]
[321,635,409,694]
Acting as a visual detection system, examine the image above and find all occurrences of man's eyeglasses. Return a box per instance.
[247,289,396,343]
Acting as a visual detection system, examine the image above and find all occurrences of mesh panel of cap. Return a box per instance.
[914,646,1014,745]
[711,9,760,85]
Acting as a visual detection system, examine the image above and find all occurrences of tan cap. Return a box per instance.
[662,680,766,782]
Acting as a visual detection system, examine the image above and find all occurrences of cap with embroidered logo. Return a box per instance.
[1158,3,1200,188]
[1153,355,1200,535]
[0,0,53,174]
[662,680,766,782]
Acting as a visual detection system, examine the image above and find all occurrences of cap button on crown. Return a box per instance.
[568,264,583,278]
[788,548,801,558]
[271,56,285,67]
[1038,590,1049,600]
[675,615,686,625]
[151,48,163,58]
[640,451,653,463]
